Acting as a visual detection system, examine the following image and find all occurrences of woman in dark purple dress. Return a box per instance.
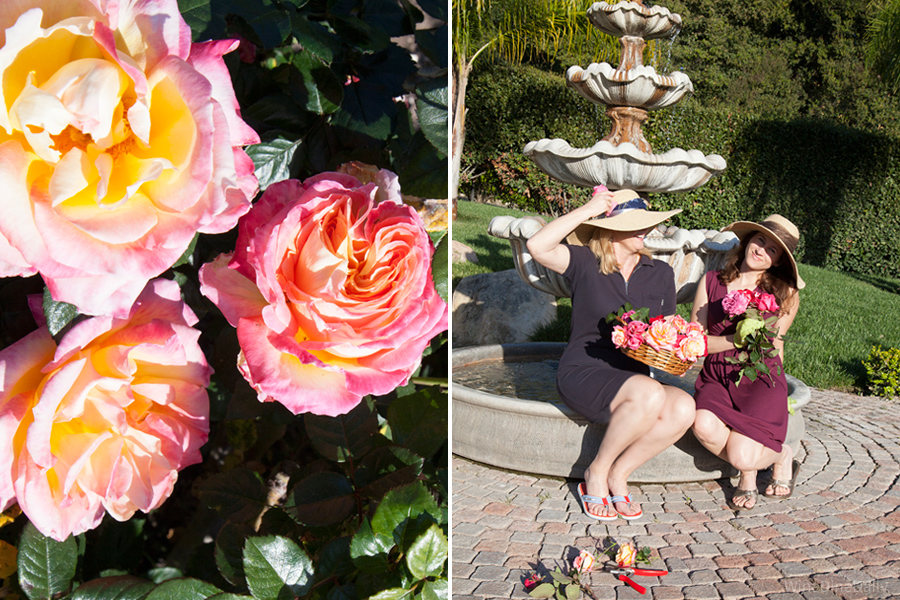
[690,215,804,510]
[527,188,695,521]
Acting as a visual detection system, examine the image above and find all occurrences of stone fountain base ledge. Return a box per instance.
[452,343,809,483]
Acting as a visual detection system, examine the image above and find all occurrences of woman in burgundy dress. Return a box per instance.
[528,188,695,521]
[690,215,804,510]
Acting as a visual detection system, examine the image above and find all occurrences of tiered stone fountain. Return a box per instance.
[453,1,809,482]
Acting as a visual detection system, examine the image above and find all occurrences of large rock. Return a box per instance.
[452,270,557,347]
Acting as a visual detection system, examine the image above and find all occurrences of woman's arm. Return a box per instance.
[690,273,736,354]
[526,189,615,274]
[771,291,800,361]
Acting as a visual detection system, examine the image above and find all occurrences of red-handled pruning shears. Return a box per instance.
[608,568,668,595]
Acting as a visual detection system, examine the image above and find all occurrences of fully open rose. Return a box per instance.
[0,279,211,541]
[0,0,259,316]
[200,170,448,416]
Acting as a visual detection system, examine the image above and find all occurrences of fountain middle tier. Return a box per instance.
[523,138,727,193]
[567,63,693,110]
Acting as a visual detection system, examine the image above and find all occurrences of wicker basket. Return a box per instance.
[615,316,694,376]
[619,344,692,376]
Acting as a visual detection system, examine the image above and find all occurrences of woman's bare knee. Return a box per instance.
[692,410,726,445]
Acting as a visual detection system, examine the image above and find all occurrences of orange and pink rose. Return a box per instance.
[0,279,211,541]
[200,170,447,417]
[0,0,259,317]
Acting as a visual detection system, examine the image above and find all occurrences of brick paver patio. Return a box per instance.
[451,389,900,599]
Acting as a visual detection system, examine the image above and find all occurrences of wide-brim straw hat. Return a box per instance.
[566,189,682,245]
[723,214,806,289]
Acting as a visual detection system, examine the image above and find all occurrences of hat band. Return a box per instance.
[604,197,649,218]
[759,220,798,253]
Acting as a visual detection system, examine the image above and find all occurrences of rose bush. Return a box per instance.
[0,279,211,541]
[0,0,259,317]
[200,170,447,416]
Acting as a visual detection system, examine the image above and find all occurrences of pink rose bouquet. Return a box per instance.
[722,289,782,386]
[200,170,448,416]
[0,279,210,541]
[0,0,259,317]
[608,305,707,374]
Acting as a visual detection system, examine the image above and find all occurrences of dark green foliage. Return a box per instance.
[461,1,900,278]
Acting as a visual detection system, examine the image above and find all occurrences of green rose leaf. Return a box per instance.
[414,25,448,71]
[354,446,424,499]
[528,582,556,598]
[395,131,447,199]
[215,522,255,588]
[370,482,441,546]
[284,471,355,527]
[42,287,78,338]
[415,80,448,154]
[147,567,182,583]
[386,387,447,459]
[229,0,291,48]
[247,137,303,192]
[315,537,354,581]
[327,16,392,53]
[68,575,154,600]
[243,535,314,600]
[564,582,581,599]
[198,468,268,523]
[350,518,393,574]
[431,234,449,304]
[305,398,379,462]
[290,52,343,115]
[291,15,341,64]
[405,523,447,580]
[366,588,414,600]
[17,522,78,600]
[419,578,449,600]
[143,578,222,600]
[208,595,254,600]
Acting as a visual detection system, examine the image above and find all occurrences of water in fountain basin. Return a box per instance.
[452,357,562,403]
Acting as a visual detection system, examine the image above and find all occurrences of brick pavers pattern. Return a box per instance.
[451,390,900,599]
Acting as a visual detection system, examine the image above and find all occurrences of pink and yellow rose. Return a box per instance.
[676,333,707,362]
[0,0,259,317]
[646,319,678,351]
[616,542,636,567]
[0,279,211,541]
[573,550,595,574]
[200,170,448,417]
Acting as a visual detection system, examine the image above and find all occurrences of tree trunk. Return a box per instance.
[451,60,472,214]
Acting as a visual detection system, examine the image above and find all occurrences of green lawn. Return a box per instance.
[452,200,900,393]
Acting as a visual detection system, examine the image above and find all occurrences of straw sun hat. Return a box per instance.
[723,214,806,290]
[566,189,682,246]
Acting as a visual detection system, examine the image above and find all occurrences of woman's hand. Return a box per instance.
[583,187,617,219]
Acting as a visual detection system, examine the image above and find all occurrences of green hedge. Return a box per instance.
[461,62,900,278]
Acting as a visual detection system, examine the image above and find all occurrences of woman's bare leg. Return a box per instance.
[582,377,694,517]
[723,432,781,508]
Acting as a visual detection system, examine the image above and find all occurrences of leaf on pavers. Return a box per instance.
[143,578,221,600]
[243,535,314,600]
[405,523,447,580]
[354,446,424,499]
[349,518,392,574]
[283,471,355,527]
[305,399,379,462]
[67,575,154,600]
[198,468,269,523]
[17,522,78,600]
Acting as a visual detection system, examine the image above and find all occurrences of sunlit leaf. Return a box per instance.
[405,523,447,580]
[416,79,448,153]
[247,137,303,191]
[243,536,314,600]
[144,578,221,600]
[349,519,392,574]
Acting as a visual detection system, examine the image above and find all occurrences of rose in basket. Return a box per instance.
[605,304,707,375]
[722,289,782,386]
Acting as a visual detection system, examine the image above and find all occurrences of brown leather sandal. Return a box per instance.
[763,459,800,499]
[727,488,758,511]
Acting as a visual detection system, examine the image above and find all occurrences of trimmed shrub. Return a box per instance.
[863,345,900,399]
